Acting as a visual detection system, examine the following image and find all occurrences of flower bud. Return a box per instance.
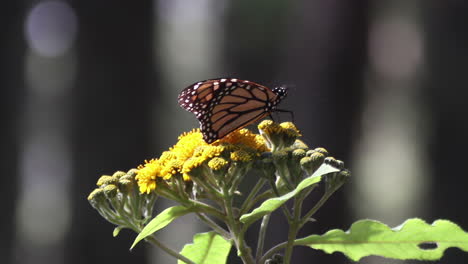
[292,139,308,149]
[301,151,326,175]
[87,188,105,208]
[208,157,229,171]
[118,178,134,194]
[324,156,340,168]
[314,147,328,156]
[112,171,126,178]
[127,168,138,177]
[258,121,301,150]
[230,149,254,162]
[97,175,114,186]
[103,184,118,198]
[292,149,306,160]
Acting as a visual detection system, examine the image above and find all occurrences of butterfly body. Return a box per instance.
[178,78,287,143]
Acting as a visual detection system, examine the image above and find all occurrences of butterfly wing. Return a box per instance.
[178,78,282,143]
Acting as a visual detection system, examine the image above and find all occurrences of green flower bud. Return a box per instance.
[96,175,114,186]
[112,171,126,178]
[87,188,105,208]
[300,151,325,175]
[326,169,351,191]
[118,179,134,194]
[119,175,134,182]
[292,149,306,160]
[103,184,118,198]
[292,139,308,149]
[127,168,138,177]
[324,156,340,168]
[335,160,345,170]
[314,147,328,156]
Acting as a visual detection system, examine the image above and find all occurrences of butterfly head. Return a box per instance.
[272,85,288,102]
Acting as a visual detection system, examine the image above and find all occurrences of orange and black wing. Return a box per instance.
[178,78,284,143]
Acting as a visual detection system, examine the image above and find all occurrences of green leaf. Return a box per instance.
[296,218,468,261]
[178,232,231,264]
[240,164,339,225]
[131,205,192,249]
[113,226,123,237]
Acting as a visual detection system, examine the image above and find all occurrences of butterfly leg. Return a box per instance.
[275,109,295,122]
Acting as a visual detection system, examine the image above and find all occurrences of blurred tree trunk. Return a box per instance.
[425,1,468,262]
[67,1,156,263]
[0,2,25,264]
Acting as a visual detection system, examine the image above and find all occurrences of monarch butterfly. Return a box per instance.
[178,78,288,143]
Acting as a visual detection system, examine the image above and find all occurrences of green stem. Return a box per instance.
[189,199,226,221]
[223,187,255,264]
[239,178,266,215]
[146,235,196,264]
[191,175,223,200]
[259,241,288,264]
[195,212,231,239]
[241,189,274,214]
[124,220,196,264]
[283,192,306,264]
[298,188,335,228]
[268,179,292,221]
[255,214,271,263]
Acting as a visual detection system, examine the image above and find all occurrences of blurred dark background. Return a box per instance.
[2,0,468,263]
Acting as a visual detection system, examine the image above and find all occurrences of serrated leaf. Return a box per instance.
[131,205,192,249]
[113,226,123,237]
[240,164,339,225]
[296,218,468,261]
[178,232,231,264]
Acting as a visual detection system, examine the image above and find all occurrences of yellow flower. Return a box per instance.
[231,149,254,162]
[135,159,161,194]
[208,157,229,171]
[216,128,269,152]
[258,120,301,150]
[135,127,271,193]
[280,122,301,136]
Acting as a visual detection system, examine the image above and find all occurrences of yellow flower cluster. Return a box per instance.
[258,120,301,137]
[135,128,268,194]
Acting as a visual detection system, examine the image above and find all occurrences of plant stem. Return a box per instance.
[146,235,196,264]
[283,193,305,264]
[259,241,288,264]
[255,214,271,263]
[298,188,335,229]
[239,178,266,215]
[195,212,231,239]
[189,199,226,221]
[241,189,274,214]
[223,187,255,264]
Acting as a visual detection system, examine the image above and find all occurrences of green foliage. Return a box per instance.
[296,218,468,261]
[240,164,339,225]
[178,232,232,264]
[131,205,192,249]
